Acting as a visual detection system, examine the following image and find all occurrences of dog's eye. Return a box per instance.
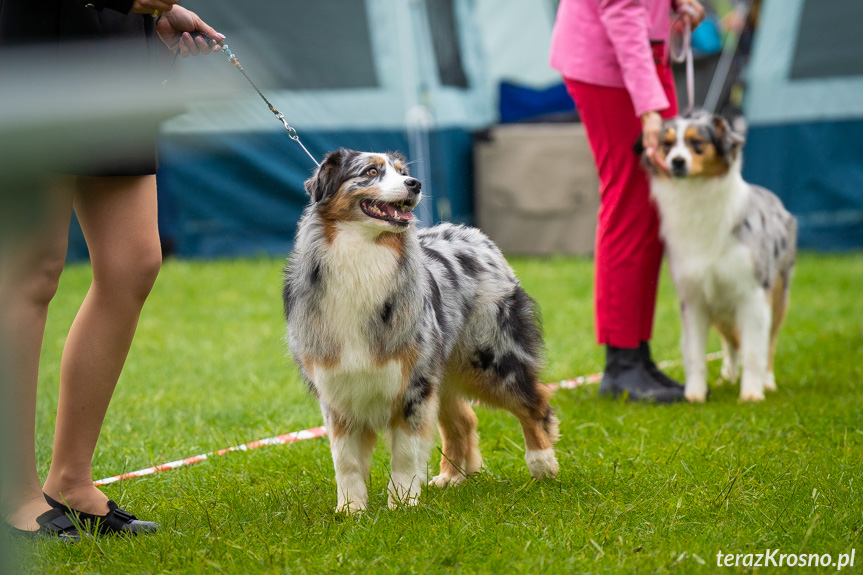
[367,168,379,177]
[689,140,705,154]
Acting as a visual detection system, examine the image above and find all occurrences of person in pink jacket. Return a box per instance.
[550,0,705,402]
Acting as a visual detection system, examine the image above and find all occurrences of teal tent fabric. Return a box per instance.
[743,0,863,249]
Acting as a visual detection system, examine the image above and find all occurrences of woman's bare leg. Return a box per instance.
[42,175,161,515]
[0,186,73,530]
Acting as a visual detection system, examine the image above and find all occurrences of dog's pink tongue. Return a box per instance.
[382,203,414,221]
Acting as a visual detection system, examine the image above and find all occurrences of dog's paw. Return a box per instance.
[764,372,777,392]
[526,448,558,480]
[685,391,708,403]
[429,472,467,489]
[738,389,765,402]
[387,494,420,510]
[335,500,366,515]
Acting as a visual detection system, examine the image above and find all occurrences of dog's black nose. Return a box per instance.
[405,178,421,195]
[670,157,686,171]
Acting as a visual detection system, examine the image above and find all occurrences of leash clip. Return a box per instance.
[274,111,319,167]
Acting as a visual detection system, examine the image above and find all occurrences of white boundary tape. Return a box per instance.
[94,427,327,486]
[94,352,722,486]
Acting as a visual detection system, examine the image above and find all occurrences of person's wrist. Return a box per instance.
[641,111,662,128]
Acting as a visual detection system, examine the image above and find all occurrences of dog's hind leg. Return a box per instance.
[457,358,559,479]
[431,389,482,488]
[511,382,560,480]
[716,323,741,383]
[765,273,790,392]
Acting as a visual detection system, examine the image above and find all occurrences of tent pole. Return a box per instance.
[405,0,437,226]
[704,0,752,114]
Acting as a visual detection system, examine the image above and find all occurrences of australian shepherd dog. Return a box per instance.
[642,111,797,403]
[282,149,559,513]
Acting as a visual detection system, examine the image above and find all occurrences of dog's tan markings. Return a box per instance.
[319,185,366,244]
[435,391,481,480]
[327,409,352,440]
[374,231,406,257]
[768,272,789,374]
[713,321,741,351]
[319,185,363,222]
[454,368,559,452]
[322,219,338,245]
[389,404,436,437]
[661,127,677,148]
[685,125,730,177]
[512,383,558,451]
[328,412,377,455]
[373,344,419,383]
[656,127,677,167]
[302,354,340,380]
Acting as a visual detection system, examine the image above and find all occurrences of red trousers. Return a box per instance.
[564,61,678,348]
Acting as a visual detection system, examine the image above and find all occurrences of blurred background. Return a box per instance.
[3,0,862,260]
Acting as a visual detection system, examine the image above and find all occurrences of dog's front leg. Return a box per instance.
[325,408,377,514]
[737,294,771,402]
[681,299,711,402]
[387,424,433,509]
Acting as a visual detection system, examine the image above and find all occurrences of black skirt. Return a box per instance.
[0,0,160,176]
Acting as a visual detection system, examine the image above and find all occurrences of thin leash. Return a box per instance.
[163,31,320,168]
[670,11,695,114]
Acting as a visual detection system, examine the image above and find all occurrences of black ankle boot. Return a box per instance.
[599,345,684,403]
[639,341,685,391]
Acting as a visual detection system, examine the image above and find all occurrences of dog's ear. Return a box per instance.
[712,114,745,160]
[304,149,346,203]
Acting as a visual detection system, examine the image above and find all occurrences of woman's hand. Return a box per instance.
[155,5,224,57]
[130,0,179,16]
[641,111,669,175]
[676,0,706,28]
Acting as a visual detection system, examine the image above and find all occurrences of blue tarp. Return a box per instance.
[157,128,475,259]
[743,120,863,251]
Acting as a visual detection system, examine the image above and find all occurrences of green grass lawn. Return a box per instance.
[11,251,863,573]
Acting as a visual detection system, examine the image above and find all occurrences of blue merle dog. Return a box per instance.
[283,149,559,513]
[644,111,797,403]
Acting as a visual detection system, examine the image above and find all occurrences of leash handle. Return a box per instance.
[670,11,695,114]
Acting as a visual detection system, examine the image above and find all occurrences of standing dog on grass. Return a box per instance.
[641,111,797,402]
[283,149,559,513]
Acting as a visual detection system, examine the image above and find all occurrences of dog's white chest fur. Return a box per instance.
[315,223,403,427]
[652,175,757,319]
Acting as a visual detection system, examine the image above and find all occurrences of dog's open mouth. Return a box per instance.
[360,199,416,225]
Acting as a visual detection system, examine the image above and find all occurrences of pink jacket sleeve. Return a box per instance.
[595,0,669,117]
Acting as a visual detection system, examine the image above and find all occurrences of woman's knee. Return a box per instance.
[92,242,161,302]
[26,254,67,306]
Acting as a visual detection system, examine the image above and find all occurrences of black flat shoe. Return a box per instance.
[43,493,158,536]
[599,345,684,403]
[639,341,685,391]
[6,508,81,543]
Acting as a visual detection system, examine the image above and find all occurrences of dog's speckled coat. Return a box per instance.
[283,149,559,513]
[646,111,797,402]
